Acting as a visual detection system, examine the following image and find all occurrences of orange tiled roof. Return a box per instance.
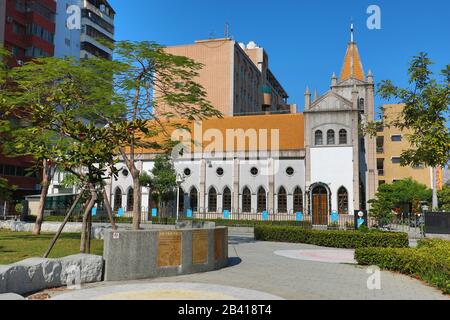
[134,113,305,154]
[340,42,365,82]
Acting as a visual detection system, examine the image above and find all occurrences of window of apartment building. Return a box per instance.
[12,23,25,35]
[25,46,50,58]
[392,157,402,164]
[26,24,54,44]
[391,135,402,142]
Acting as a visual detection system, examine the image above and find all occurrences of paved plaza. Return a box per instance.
[41,235,449,300]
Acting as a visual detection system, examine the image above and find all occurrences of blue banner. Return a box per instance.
[91,207,97,217]
[262,211,269,221]
[224,210,230,219]
[296,212,303,221]
[118,208,124,217]
[187,209,193,218]
[151,208,157,217]
[331,211,339,223]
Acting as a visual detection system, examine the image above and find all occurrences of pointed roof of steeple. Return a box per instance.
[340,24,365,82]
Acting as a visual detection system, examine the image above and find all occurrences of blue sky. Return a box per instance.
[108,0,449,117]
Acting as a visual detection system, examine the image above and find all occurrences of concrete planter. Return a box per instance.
[103,227,228,281]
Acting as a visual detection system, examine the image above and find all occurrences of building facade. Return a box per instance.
[161,38,295,117]
[106,35,377,225]
[79,0,114,60]
[376,104,434,188]
[54,0,115,60]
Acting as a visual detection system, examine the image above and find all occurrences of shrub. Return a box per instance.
[254,225,409,249]
[355,240,450,294]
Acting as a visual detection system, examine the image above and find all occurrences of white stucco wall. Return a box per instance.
[310,147,354,213]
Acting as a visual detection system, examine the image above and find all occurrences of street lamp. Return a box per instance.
[176,173,185,222]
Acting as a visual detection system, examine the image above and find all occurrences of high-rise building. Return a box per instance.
[79,0,114,60]
[54,0,115,60]
[0,0,57,214]
[0,0,56,64]
[161,38,295,117]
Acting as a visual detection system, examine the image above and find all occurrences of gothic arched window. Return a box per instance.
[338,187,349,215]
[327,130,335,145]
[315,130,323,145]
[293,187,303,213]
[189,187,198,212]
[208,187,217,213]
[223,187,232,212]
[126,188,134,212]
[339,129,348,145]
[242,187,251,213]
[278,187,287,213]
[113,188,122,212]
[257,187,267,213]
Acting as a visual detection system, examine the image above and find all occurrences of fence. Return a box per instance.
[425,212,450,235]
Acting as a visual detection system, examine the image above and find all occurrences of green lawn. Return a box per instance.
[0,229,103,265]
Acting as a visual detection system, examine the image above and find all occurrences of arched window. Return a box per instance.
[327,130,335,145]
[338,187,349,215]
[223,187,232,212]
[257,187,267,213]
[113,188,122,212]
[293,187,303,213]
[208,187,217,213]
[315,130,323,145]
[277,187,287,213]
[189,187,198,212]
[242,187,251,213]
[126,188,134,212]
[339,129,348,145]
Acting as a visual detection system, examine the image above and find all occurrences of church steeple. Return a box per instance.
[339,24,365,82]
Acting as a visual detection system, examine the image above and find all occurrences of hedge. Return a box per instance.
[254,225,409,249]
[355,239,450,294]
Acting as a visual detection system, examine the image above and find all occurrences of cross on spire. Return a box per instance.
[350,23,354,43]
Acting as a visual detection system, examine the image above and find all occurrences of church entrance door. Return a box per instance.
[312,186,329,225]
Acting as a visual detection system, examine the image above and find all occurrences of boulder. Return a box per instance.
[0,254,103,295]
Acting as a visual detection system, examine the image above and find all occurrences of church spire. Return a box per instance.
[340,24,365,82]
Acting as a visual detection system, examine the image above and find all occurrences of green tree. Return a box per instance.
[438,185,450,211]
[100,41,222,229]
[370,179,432,227]
[377,53,449,209]
[140,154,177,215]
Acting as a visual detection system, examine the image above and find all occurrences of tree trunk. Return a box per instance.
[80,185,97,253]
[33,159,54,235]
[102,187,117,230]
[132,175,141,230]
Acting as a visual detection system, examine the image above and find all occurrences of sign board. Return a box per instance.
[91,207,97,217]
[331,210,339,223]
[354,210,368,229]
[151,208,157,217]
[223,210,230,219]
[187,209,193,218]
[262,211,269,221]
[118,208,124,217]
[296,212,303,221]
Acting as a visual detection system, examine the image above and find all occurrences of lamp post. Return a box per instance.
[176,173,184,222]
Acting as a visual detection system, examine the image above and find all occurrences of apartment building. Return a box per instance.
[376,104,434,188]
[162,38,295,117]
[79,0,114,60]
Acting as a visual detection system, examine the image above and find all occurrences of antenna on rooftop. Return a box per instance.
[225,22,230,38]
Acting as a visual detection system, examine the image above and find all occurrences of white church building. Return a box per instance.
[105,37,378,226]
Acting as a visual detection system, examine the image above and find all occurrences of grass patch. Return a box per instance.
[254,225,409,249]
[355,239,450,294]
[0,229,103,265]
